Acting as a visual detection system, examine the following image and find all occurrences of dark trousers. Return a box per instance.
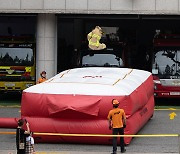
[17,149,25,154]
[112,128,125,152]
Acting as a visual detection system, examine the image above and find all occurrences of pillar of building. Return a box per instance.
[36,13,57,80]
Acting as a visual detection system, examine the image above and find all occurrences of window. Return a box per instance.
[0,48,34,66]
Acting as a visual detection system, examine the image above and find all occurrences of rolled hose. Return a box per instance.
[0,117,19,128]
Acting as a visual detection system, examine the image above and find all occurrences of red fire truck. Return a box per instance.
[152,31,180,98]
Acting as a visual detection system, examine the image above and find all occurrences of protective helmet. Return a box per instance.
[40,71,46,75]
[96,26,103,34]
[112,99,120,105]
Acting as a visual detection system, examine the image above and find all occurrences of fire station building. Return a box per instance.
[0,0,180,79]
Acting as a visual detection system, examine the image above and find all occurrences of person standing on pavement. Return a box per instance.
[16,119,30,154]
[107,99,126,154]
[37,71,47,84]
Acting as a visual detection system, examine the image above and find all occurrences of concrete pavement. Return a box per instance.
[0,151,179,154]
[0,107,180,154]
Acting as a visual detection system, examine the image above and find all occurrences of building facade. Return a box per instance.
[0,0,180,79]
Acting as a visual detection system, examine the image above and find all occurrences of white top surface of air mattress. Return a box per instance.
[24,67,151,96]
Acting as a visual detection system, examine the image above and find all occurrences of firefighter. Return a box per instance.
[87,26,106,50]
[37,71,47,84]
[107,99,126,154]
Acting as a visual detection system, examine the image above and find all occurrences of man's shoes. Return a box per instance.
[121,149,126,153]
[111,151,117,154]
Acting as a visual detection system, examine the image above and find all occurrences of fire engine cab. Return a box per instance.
[0,36,36,93]
[152,30,180,98]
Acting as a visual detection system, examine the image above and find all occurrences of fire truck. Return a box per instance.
[78,27,128,68]
[152,31,180,98]
[79,43,126,68]
[0,36,36,93]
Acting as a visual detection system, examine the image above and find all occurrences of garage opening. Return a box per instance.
[57,14,180,73]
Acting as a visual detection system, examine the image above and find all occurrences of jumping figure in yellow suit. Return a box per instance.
[87,26,106,50]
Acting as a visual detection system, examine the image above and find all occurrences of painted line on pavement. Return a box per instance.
[0,105,20,108]
[0,131,179,137]
[155,108,180,111]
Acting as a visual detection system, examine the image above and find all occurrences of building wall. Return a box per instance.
[0,0,179,14]
[0,0,179,79]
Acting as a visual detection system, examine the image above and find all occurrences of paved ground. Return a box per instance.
[0,106,180,154]
[0,151,178,154]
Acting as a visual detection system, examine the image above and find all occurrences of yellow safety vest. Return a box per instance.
[88,32,101,47]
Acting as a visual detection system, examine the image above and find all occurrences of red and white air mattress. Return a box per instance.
[21,67,154,144]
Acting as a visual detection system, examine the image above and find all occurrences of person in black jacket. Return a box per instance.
[16,119,30,154]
